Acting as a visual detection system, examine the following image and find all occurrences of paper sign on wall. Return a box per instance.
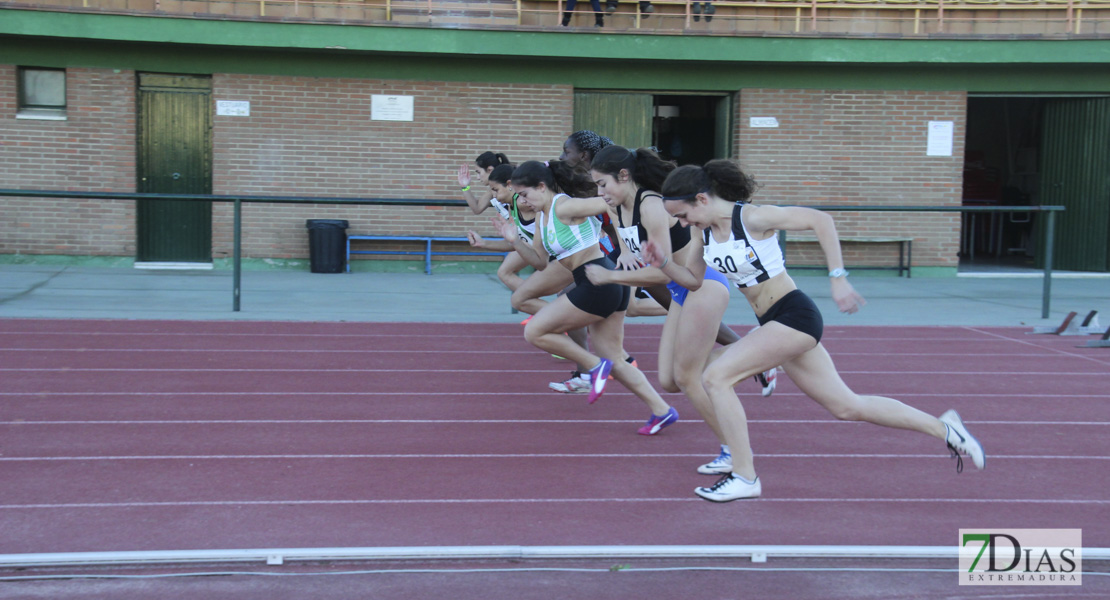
[927,121,954,156]
[216,101,250,117]
[371,95,414,122]
[750,117,780,128]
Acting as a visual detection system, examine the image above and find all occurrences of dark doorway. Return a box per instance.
[963,96,1110,273]
[652,95,731,166]
[136,73,213,265]
[961,97,1043,270]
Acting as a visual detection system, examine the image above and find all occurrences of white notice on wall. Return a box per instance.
[926,121,954,156]
[216,101,250,117]
[371,95,415,122]
[750,117,780,128]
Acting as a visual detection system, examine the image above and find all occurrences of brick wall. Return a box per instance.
[2,68,967,270]
[0,68,572,260]
[0,66,136,256]
[736,89,967,269]
[211,75,573,260]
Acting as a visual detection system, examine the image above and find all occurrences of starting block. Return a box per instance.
[1030,310,1102,336]
[1078,325,1110,348]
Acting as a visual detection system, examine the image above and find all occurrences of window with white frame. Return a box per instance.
[17,67,67,120]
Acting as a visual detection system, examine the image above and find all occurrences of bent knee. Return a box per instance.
[658,374,680,394]
[522,321,543,344]
[510,291,529,312]
[700,370,732,394]
[674,369,704,394]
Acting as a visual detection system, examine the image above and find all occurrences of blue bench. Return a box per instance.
[346,235,506,274]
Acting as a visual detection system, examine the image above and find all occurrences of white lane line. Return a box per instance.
[2,419,1106,426]
[966,326,1110,367]
[3,392,1109,398]
[0,349,1063,357]
[0,331,1017,342]
[1,497,1106,509]
[0,453,1103,462]
[0,332,528,339]
[4,368,1108,376]
[0,346,1061,354]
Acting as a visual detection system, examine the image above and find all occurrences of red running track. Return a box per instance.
[0,319,1108,555]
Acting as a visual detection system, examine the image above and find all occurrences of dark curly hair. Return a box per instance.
[566,130,614,163]
[661,159,759,204]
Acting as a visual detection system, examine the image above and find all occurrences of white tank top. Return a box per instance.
[703,203,785,289]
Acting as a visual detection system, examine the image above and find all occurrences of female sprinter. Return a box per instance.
[494,160,678,435]
[576,141,778,399]
[560,131,613,170]
[643,160,985,501]
[585,145,742,470]
[458,151,511,214]
[467,165,597,390]
[465,163,536,293]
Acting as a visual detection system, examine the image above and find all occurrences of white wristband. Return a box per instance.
[829,268,849,278]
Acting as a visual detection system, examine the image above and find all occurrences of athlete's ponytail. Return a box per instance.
[511,160,597,199]
[475,151,511,171]
[591,145,675,192]
[661,159,758,204]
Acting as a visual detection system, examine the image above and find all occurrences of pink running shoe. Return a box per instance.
[637,407,679,436]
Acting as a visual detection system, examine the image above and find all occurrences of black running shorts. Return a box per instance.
[568,257,632,318]
[756,289,824,343]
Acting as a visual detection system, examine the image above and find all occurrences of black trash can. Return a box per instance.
[306,219,349,273]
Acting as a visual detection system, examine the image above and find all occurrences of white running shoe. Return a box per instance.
[757,368,777,397]
[549,372,590,394]
[697,448,733,475]
[695,473,761,502]
[939,409,986,472]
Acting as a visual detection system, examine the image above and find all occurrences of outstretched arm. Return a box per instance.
[492,216,547,270]
[458,164,493,215]
[553,196,610,221]
[745,204,865,313]
[642,238,702,290]
[467,229,515,252]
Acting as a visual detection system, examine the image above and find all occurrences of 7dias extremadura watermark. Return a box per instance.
[960,529,1082,586]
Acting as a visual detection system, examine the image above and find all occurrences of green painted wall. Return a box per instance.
[2,9,1110,92]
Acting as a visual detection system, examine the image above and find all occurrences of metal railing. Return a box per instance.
[0,189,1065,316]
[5,0,1109,38]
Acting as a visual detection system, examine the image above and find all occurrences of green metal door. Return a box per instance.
[573,92,653,150]
[137,73,213,263]
[1038,97,1110,272]
[714,94,734,159]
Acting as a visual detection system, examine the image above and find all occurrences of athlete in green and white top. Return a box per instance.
[539,193,603,260]
[495,160,676,433]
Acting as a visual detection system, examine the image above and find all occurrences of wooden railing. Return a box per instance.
[3,0,1108,37]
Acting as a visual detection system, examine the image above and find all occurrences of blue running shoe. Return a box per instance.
[587,358,614,404]
[697,446,733,474]
[638,406,679,435]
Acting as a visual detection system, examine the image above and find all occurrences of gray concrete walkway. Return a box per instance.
[2,264,1108,328]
